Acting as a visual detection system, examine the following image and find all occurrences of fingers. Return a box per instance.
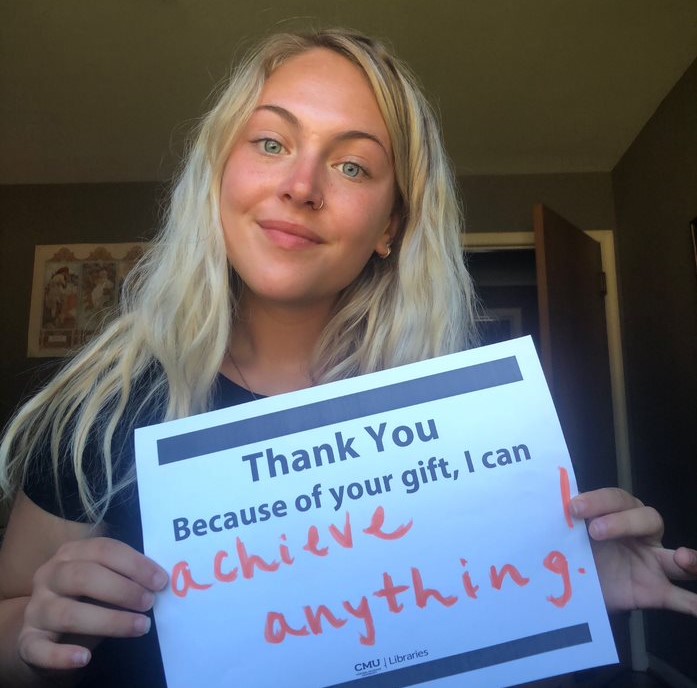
[674,547,697,578]
[648,548,695,581]
[572,489,697,618]
[570,487,643,519]
[42,559,156,613]
[588,505,663,543]
[51,537,168,592]
[26,594,151,639]
[19,536,169,673]
[18,629,92,671]
[28,537,167,637]
[571,488,664,545]
[660,571,697,617]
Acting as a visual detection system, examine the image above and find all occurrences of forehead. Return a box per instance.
[258,48,391,148]
[263,47,371,98]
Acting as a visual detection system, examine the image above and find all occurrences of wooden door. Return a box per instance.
[534,203,630,679]
[534,203,617,492]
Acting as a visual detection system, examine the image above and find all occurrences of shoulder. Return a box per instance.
[22,367,167,521]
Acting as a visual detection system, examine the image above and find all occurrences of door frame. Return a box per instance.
[462,230,649,672]
[462,230,631,492]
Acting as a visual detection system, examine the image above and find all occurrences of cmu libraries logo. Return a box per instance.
[354,649,429,676]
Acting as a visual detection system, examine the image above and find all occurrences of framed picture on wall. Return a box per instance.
[27,243,146,357]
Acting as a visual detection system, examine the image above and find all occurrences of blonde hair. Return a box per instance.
[0,28,478,521]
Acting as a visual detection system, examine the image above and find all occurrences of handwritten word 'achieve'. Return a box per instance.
[170,506,412,598]
[242,419,439,482]
[265,551,579,647]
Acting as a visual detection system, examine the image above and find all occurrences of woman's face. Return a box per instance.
[220,48,398,311]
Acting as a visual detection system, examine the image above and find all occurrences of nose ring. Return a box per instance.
[314,198,325,211]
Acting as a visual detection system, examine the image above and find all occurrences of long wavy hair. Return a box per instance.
[0,28,478,521]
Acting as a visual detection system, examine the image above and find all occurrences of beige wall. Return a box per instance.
[612,58,697,681]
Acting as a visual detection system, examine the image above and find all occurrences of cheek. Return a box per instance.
[220,147,270,206]
[220,166,250,214]
[345,193,394,248]
[220,169,258,248]
[332,176,393,225]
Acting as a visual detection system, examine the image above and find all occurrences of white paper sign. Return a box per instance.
[135,337,618,688]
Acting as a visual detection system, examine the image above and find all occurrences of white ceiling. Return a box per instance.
[2,0,696,184]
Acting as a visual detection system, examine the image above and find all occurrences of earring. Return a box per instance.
[378,245,392,259]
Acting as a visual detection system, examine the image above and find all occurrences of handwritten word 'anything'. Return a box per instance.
[265,551,578,647]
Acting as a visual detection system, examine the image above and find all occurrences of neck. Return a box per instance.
[222,295,334,396]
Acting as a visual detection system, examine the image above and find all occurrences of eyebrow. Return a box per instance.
[254,104,390,157]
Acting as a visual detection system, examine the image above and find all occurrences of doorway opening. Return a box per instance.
[466,248,540,349]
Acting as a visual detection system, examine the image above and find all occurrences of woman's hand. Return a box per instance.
[17,536,168,673]
[570,488,697,616]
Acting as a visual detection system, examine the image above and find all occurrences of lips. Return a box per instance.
[257,219,324,249]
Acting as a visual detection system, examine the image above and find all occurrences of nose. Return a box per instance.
[277,153,324,211]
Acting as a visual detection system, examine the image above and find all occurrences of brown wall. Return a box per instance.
[612,58,697,680]
[460,172,615,232]
[0,183,163,428]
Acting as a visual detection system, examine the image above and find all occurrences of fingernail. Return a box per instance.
[72,650,90,667]
[569,497,583,517]
[590,520,606,539]
[134,615,152,635]
[142,591,155,609]
[152,570,168,590]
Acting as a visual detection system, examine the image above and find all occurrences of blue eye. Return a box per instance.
[261,139,283,154]
[340,162,363,178]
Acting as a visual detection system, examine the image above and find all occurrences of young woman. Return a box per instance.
[1,28,695,688]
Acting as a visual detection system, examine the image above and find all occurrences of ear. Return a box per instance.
[374,211,400,257]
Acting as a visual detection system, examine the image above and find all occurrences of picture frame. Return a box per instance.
[27,242,146,357]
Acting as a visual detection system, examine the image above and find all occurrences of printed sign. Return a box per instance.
[135,337,617,688]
